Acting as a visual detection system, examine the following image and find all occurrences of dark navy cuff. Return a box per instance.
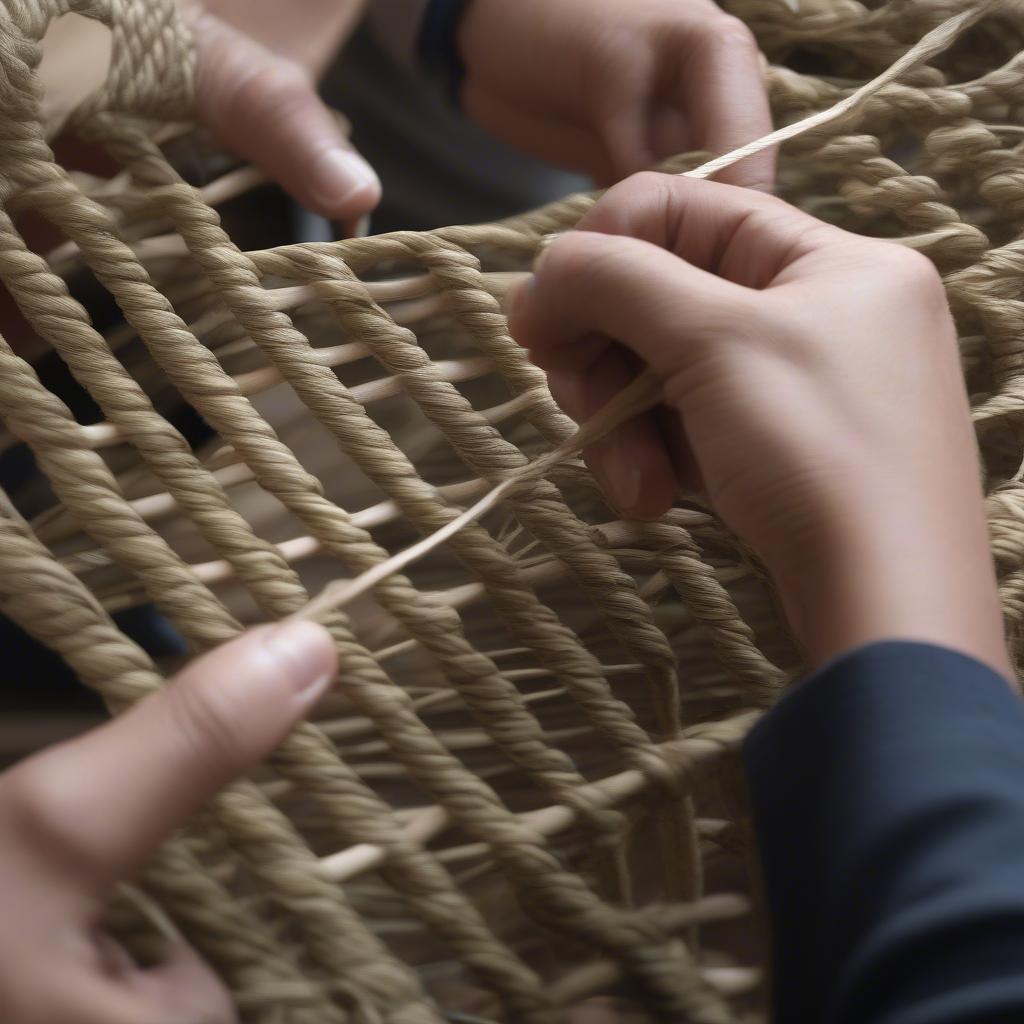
[744,641,1024,1024]
[418,0,473,105]
[744,640,1018,765]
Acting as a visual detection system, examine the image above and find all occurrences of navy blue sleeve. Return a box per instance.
[744,641,1024,1023]
[417,0,472,103]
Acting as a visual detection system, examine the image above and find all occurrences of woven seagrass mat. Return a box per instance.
[1,0,1023,1021]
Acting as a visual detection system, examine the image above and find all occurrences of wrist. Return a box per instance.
[770,486,1011,680]
[418,0,474,102]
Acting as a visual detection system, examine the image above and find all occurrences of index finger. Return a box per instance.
[0,622,335,899]
[576,173,841,287]
[508,176,847,400]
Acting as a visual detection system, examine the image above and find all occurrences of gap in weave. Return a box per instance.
[342,481,663,788]
[0,214,247,615]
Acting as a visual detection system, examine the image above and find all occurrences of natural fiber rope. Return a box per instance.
[0,0,1021,1021]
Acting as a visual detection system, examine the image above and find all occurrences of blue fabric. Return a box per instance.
[418,0,472,103]
[744,641,1024,1022]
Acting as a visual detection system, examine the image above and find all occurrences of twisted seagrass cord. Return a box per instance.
[0,0,1022,1021]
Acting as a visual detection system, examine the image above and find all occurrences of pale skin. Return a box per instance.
[458,0,774,190]
[0,622,338,1024]
[12,0,771,356]
[181,0,381,224]
[4,4,1007,1022]
[183,0,773,221]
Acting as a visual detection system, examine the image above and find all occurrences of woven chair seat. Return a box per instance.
[1,0,1022,1020]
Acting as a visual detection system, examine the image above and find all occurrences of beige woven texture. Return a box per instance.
[1,0,1023,1020]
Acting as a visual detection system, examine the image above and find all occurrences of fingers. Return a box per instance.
[510,227,747,397]
[681,16,776,191]
[191,8,380,222]
[509,176,838,517]
[548,352,676,520]
[576,173,842,286]
[509,228,747,518]
[0,622,336,899]
[508,178,847,437]
[200,0,363,79]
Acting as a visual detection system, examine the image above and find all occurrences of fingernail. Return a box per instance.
[612,467,644,519]
[261,621,336,701]
[610,434,643,518]
[533,233,561,273]
[309,147,380,212]
[546,369,585,419]
[504,274,535,320]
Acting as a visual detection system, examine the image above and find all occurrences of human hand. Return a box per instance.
[10,3,373,355]
[509,173,1008,675]
[0,621,336,1024]
[183,0,380,223]
[457,0,773,190]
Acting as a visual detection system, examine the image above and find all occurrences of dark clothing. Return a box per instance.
[745,642,1024,1022]
[326,4,588,236]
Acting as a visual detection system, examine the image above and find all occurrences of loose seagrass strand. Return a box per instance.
[0,348,548,1020]
[21,54,705,1017]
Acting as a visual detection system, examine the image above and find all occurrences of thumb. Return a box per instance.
[0,622,336,897]
[190,8,381,222]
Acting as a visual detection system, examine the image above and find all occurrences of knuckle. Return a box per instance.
[609,169,668,198]
[755,189,796,216]
[618,169,674,203]
[882,244,944,294]
[597,170,678,226]
[544,231,600,277]
[546,230,640,292]
[222,56,317,129]
[231,60,314,124]
[167,682,237,778]
[583,236,637,281]
[748,202,812,247]
[711,15,760,55]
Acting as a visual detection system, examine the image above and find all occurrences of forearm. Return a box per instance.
[746,642,1024,1023]
[773,494,1011,680]
[758,390,1011,680]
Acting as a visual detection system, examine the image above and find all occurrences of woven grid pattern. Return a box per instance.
[1,0,1023,1020]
